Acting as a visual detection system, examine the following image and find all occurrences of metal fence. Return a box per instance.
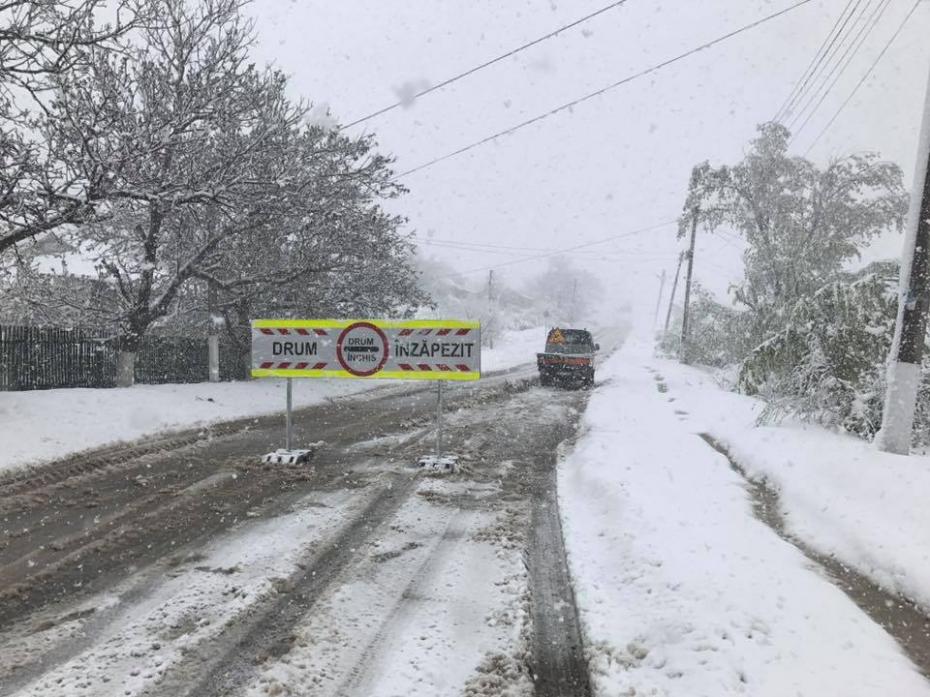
[0,324,248,391]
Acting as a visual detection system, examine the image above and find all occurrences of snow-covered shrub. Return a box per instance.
[739,264,899,439]
[658,284,750,368]
[683,285,753,367]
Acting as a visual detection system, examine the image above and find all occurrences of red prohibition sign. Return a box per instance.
[336,322,390,376]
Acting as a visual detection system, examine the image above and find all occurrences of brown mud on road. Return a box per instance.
[0,360,604,697]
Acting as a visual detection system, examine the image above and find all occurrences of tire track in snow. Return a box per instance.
[0,486,374,697]
[149,473,420,697]
[0,369,537,631]
[331,510,474,697]
[527,440,593,697]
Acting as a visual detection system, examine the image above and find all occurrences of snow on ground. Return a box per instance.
[653,354,930,615]
[0,327,544,476]
[0,378,378,475]
[480,327,546,373]
[558,337,930,696]
[245,486,529,697]
[2,487,372,697]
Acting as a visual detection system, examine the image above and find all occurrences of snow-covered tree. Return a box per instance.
[205,196,429,338]
[0,0,145,254]
[34,0,419,385]
[681,123,907,318]
[671,124,915,440]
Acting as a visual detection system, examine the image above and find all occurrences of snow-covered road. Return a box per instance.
[0,343,601,697]
[558,337,930,695]
[4,324,926,697]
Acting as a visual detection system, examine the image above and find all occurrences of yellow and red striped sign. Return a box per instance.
[250,319,481,380]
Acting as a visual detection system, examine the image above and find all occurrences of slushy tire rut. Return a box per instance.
[149,475,418,697]
[527,457,593,697]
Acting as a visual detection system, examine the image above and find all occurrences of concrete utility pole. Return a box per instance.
[653,270,666,330]
[664,251,685,334]
[876,64,930,454]
[680,210,699,363]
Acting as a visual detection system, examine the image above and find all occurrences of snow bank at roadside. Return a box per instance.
[655,355,930,614]
[481,326,546,373]
[0,326,542,476]
[558,338,929,695]
[0,378,378,474]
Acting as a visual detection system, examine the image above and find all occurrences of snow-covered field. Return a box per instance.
[0,327,545,475]
[0,377,380,475]
[652,354,930,616]
[481,326,547,373]
[558,337,929,695]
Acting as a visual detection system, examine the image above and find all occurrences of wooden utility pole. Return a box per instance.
[653,270,666,330]
[664,252,685,334]
[680,210,698,363]
[877,65,930,454]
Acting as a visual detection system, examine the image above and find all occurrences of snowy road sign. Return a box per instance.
[251,319,481,380]
[336,321,389,376]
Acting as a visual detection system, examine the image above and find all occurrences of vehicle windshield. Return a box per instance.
[546,329,594,354]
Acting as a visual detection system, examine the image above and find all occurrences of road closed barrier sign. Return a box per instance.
[251,319,481,380]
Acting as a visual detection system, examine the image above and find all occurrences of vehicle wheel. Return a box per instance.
[539,373,551,387]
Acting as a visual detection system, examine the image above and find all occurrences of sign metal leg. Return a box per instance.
[436,380,443,457]
[417,381,456,472]
[261,377,311,465]
[286,377,293,451]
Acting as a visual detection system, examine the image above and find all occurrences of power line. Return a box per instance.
[790,0,890,139]
[393,0,813,180]
[340,0,630,130]
[785,0,874,127]
[456,219,680,275]
[788,0,892,138]
[804,0,921,154]
[772,0,858,122]
[775,0,866,123]
[787,0,881,132]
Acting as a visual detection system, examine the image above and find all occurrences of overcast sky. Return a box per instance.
[246,0,930,317]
